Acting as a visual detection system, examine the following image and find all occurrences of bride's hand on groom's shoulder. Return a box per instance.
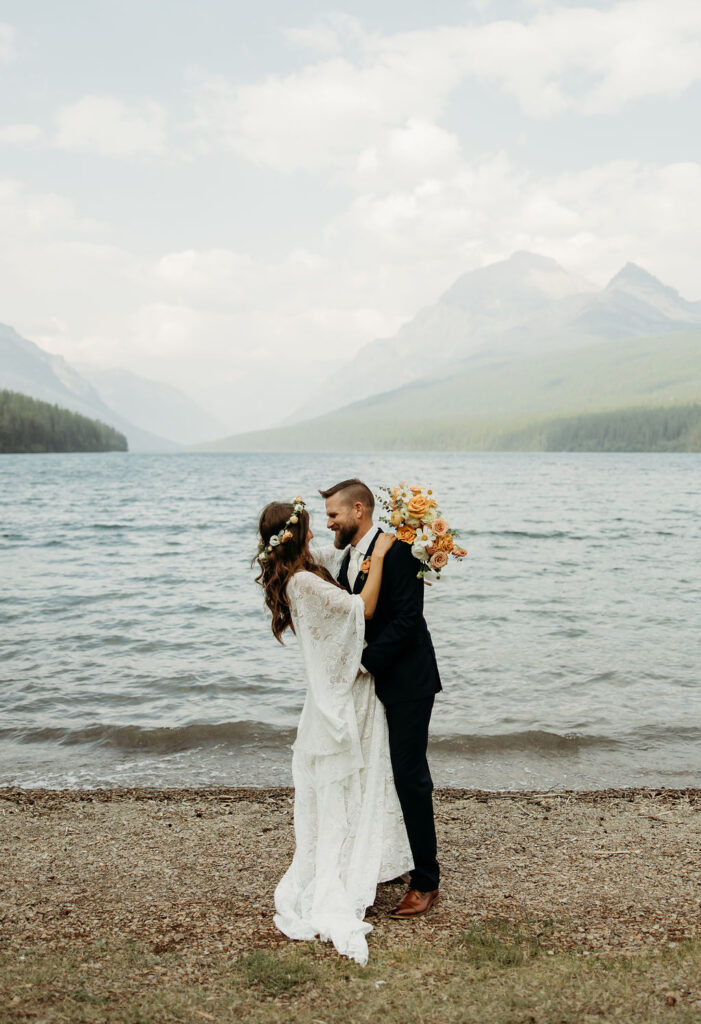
[373,534,396,558]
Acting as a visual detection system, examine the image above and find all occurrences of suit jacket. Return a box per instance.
[339,528,442,706]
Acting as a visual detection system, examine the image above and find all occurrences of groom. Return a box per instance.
[319,478,441,918]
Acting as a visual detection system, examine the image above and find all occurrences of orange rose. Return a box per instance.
[406,494,430,519]
[409,485,423,494]
[452,546,468,558]
[360,558,371,573]
[396,525,417,544]
[390,510,403,527]
[437,533,454,553]
[429,550,449,570]
[432,517,449,535]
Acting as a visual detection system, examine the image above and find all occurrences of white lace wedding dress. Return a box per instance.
[274,568,413,966]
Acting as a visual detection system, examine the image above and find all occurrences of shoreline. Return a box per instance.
[2,783,700,801]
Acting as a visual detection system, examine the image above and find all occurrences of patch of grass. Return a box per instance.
[237,948,317,994]
[1,936,700,1024]
[456,917,541,968]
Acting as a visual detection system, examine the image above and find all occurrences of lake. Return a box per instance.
[1,451,699,791]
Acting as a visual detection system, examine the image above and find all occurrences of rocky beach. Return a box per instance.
[2,786,700,1023]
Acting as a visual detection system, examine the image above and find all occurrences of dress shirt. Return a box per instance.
[347,525,379,589]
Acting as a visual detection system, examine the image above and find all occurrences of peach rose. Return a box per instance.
[360,558,371,574]
[409,485,423,494]
[396,525,417,544]
[406,494,430,519]
[390,510,403,527]
[429,550,449,570]
[452,546,468,558]
[432,517,449,535]
[437,533,454,553]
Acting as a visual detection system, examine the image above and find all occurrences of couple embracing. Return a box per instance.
[255,478,441,966]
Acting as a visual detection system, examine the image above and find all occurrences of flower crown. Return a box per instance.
[258,497,306,560]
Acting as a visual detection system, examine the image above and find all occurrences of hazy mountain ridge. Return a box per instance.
[0,324,177,452]
[291,253,701,422]
[198,330,701,452]
[79,367,226,446]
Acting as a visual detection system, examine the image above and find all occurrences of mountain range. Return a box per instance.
[201,252,701,452]
[3,251,700,453]
[289,252,701,423]
[197,330,701,451]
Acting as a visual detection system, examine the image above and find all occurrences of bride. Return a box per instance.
[254,497,413,966]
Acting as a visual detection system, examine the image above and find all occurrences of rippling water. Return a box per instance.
[1,451,699,791]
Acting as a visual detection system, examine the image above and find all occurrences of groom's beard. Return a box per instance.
[333,523,356,549]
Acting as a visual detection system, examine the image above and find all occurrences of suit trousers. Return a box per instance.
[384,695,439,892]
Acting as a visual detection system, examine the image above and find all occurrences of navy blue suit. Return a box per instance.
[339,528,441,892]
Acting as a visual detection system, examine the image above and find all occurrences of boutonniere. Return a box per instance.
[360,557,372,574]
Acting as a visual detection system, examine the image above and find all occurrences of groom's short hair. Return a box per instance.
[319,478,375,514]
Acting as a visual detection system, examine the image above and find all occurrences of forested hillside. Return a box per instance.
[501,404,701,452]
[0,390,128,453]
[199,331,701,452]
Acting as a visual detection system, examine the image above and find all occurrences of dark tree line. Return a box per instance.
[0,390,128,453]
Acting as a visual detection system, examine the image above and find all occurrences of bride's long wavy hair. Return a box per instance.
[253,501,339,643]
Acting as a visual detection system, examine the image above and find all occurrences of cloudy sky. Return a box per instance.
[1,0,700,429]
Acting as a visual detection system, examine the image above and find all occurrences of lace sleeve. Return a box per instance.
[309,542,347,579]
[287,571,365,694]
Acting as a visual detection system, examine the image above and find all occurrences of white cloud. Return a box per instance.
[356,119,462,189]
[55,95,167,157]
[0,123,42,144]
[332,155,701,301]
[0,178,96,236]
[0,23,15,62]
[192,1,701,174]
[154,248,256,303]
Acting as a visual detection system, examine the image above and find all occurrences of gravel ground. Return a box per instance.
[1,786,699,960]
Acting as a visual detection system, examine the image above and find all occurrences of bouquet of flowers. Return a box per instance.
[378,483,467,581]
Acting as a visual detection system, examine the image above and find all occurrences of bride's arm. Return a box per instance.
[358,533,395,619]
[309,541,345,576]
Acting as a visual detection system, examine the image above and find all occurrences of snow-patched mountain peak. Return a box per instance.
[441,251,590,316]
[605,262,701,320]
[607,262,672,294]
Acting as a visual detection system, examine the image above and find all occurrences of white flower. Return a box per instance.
[411,540,430,562]
[269,535,281,547]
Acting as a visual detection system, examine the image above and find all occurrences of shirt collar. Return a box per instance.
[353,524,379,556]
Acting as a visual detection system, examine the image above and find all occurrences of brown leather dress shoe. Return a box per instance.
[389,888,440,919]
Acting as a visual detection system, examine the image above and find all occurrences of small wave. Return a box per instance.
[430,730,620,755]
[2,720,296,752]
[4,722,699,758]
